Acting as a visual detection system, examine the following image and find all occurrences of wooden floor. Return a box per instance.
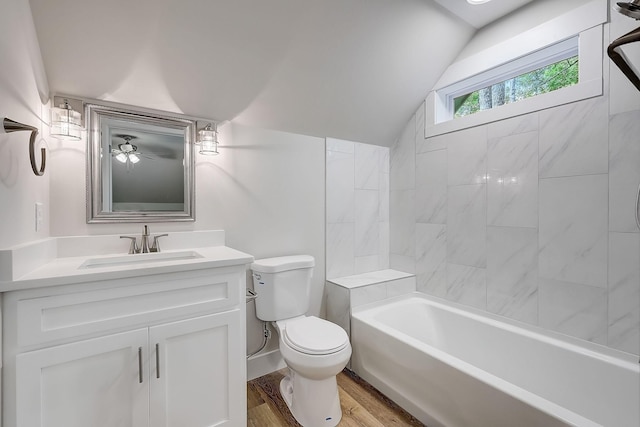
[247,368,425,426]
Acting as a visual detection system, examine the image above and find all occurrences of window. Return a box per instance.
[425,0,606,138]
[438,36,580,123]
[454,54,579,118]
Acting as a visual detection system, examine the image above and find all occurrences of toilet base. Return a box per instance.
[279,369,342,427]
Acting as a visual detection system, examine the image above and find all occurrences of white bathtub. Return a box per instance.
[350,293,639,427]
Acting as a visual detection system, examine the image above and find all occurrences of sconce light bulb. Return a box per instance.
[199,140,219,155]
[50,99,82,141]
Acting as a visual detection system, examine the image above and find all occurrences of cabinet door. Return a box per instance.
[16,328,150,427]
[149,310,246,427]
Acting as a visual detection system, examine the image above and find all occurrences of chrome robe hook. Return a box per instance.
[1,117,45,176]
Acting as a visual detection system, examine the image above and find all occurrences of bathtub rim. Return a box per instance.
[351,292,639,427]
[351,319,598,427]
[352,292,640,367]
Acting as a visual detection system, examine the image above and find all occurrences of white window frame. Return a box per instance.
[425,0,607,138]
[443,37,579,121]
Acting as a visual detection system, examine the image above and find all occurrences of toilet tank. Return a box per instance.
[251,255,315,321]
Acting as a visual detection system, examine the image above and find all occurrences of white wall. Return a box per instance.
[48,119,326,366]
[0,0,325,376]
[390,10,640,356]
[199,123,326,364]
[455,0,587,62]
[0,0,50,249]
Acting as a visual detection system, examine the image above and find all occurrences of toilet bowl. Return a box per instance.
[251,255,352,427]
[274,316,352,427]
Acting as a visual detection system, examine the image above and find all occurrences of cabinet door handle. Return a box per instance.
[155,343,160,379]
[138,347,143,383]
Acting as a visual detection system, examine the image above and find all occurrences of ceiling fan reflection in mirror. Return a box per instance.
[111,134,152,170]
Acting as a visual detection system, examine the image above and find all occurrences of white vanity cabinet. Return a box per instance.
[16,328,151,427]
[149,311,244,427]
[2,265,248,427]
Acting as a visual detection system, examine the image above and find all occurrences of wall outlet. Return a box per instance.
[35,202,43,232]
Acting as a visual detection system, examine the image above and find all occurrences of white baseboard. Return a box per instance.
[247,348,286,381]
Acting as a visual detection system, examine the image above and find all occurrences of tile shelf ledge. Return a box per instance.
[326,269,417,367]
[327,269,414,289]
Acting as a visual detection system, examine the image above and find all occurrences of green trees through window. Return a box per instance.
[454,56,579,118]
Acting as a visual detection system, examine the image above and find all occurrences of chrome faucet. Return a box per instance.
[150,232,168,252]
[140,225,151,253]
[120,225,167,254]
[120,235,139,254]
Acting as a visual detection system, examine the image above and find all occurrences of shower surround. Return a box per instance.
[389,71,640,356]
[326,138,390,280]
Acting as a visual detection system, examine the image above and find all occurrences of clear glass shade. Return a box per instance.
[115,153,140,164]
[51,102,82,140]
[197,125,219,155]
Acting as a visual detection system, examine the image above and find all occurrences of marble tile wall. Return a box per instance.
[325,270,417,338]
[326,138,390,279]
[325,270,416,369]
[389,19,640,356]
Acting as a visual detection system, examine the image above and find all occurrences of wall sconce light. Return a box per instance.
[196,122,219,155]
[50,96,82,140]
[1,117,46,176]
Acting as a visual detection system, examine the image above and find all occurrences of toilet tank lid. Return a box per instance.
[251,255,315,273]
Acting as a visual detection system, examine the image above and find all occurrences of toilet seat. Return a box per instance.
[282,317,349,355]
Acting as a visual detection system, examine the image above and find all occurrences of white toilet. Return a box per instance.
[251,255,352,427]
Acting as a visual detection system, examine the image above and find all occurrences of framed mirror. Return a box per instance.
[86,102,195,223]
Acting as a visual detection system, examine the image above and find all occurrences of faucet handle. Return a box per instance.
[150,234,168,253]
[120,236,140,254]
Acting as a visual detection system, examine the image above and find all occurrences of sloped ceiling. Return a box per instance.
[28,0,526,146]
[432,0,535,29]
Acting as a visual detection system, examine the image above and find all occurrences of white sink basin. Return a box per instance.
[79,250,203,269]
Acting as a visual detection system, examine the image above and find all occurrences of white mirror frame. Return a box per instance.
[86,102,196,223]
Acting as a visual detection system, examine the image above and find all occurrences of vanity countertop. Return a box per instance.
[0,231,254,292]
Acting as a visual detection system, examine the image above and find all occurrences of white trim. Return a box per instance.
[247,348,286,381]
[444,37,578,100]
[578,22,605,84]
[425,0,607,138]
[437,37,579,123]
[433,0,607,89]
[429,78,602,137]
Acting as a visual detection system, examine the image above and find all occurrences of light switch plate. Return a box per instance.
[35,202,43,232]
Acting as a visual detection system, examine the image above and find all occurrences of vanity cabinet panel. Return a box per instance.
[14,269,240,349]
[15,328,149,427]
[149,310,246,427]
[3,264,248,427]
